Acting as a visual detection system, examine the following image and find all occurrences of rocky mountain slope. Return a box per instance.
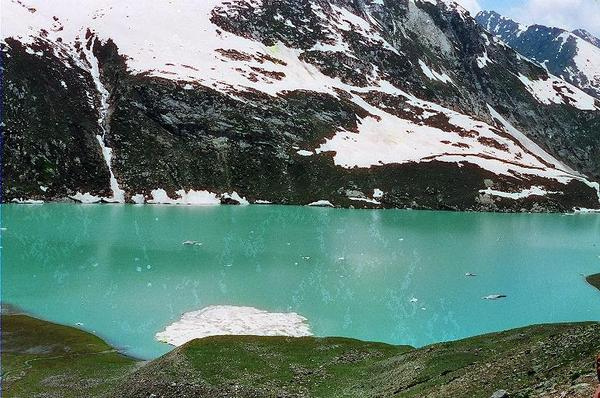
[476,11,600,101]
[2,0,600,211]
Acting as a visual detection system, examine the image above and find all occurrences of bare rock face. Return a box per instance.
[2,0,600,211]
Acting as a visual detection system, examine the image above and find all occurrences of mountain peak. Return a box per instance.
[476,10,600,100]
[572,28,600,48]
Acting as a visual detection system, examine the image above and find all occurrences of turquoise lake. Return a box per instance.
[1,204,599,360]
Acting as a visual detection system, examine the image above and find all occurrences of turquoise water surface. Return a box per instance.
[1,204,599,359]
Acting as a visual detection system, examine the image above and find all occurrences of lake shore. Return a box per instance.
[2,311,599,398]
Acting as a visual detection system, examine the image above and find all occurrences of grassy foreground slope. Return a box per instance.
[1,313,138,398]
[112,324,600,398]
[1,312,599,398]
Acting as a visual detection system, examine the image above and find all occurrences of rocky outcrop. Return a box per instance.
[2,0,600,211]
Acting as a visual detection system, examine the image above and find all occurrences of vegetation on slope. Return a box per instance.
[1,312,137,398]
[1,310,599,398]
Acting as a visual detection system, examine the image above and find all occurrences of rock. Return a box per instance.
[491,390,509,398]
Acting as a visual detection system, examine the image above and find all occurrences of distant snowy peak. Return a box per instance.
[475,11,600,100]
[572,29,600,48]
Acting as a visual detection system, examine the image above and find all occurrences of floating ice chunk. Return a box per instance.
[182,240,202,246]
[465,272,477,277]
[155,305,312,346]
[308,200,334,207]
[410,297,419,303]
[483,294,507,300]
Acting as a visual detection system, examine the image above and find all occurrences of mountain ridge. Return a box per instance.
[475,10,600,101]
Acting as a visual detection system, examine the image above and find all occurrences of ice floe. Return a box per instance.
[155,305,312,347]
[483,294,507,300]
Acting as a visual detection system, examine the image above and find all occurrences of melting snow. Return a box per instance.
[418,59,453,84]
[479,186,559,200]
[222,191,250,205]
[155,305,312,347]
[148,189,221,205]
[11,198,44,204]
[517,73,597,111]
[70,192,102,204]
[308,200,334,207]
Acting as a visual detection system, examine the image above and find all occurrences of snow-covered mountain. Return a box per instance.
[2,0,600,211]
[476,11,600,101]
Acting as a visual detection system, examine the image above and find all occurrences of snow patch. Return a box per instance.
[517,73,597,111]
[349,197,381,205]
[418,59,453,84]
[131,194,145,205]
[308,200,334,207]
[148,189,221,206]
[70,192,102,204]
[479,186,559,200]
[11,198,44,204]
[222,191,250,205]
[155,305,312,347]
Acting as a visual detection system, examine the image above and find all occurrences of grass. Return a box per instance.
[1,314,138,398]
[1,312,599,398]
[111,323,600,398]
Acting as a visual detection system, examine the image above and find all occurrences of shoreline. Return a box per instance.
[3,200,600,215]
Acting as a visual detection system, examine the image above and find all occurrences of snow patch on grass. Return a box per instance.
[155,305,312,347]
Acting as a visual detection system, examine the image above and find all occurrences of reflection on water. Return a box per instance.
[1,204,599,359]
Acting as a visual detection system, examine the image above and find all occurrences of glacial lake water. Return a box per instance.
[1,204,599,360]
